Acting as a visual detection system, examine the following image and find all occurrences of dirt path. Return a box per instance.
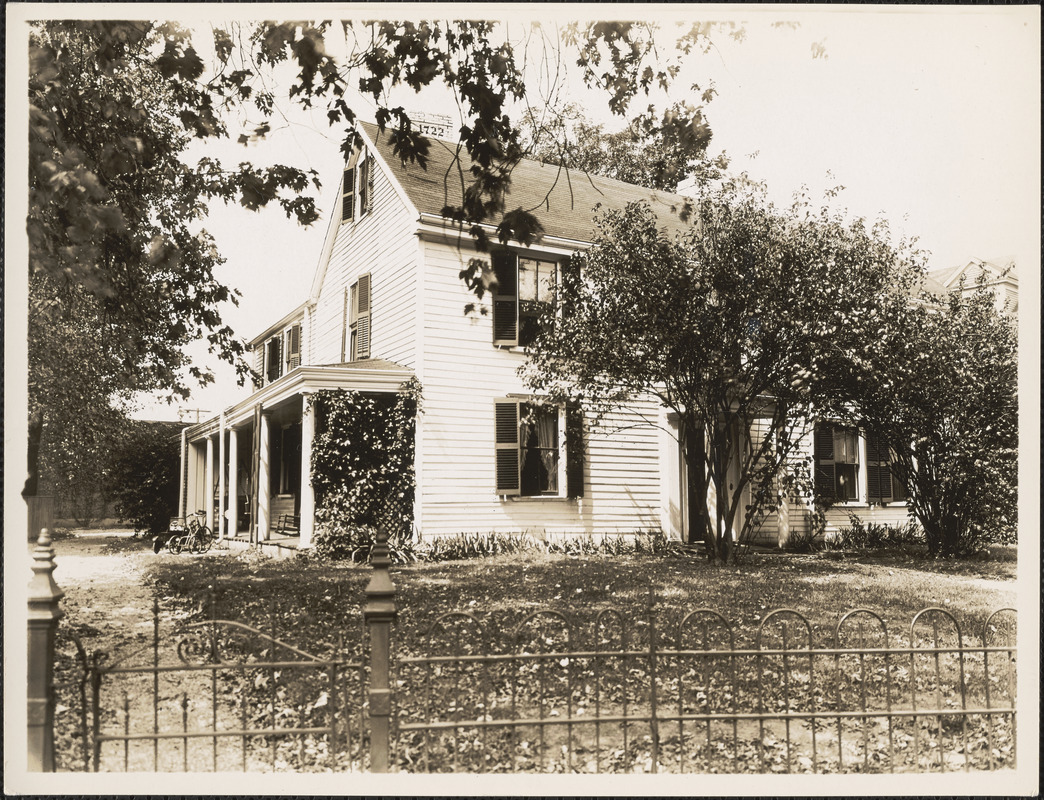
[47,530,165,657]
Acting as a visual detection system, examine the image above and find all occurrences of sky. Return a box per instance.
[18,5,1042,421]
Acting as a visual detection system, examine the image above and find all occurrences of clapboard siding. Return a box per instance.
[311,159,419,369]
[416,238,663,537]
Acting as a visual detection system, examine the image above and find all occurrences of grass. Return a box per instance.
[58,544,1018,774]
[143,546,1016,648]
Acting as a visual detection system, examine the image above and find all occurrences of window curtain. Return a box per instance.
[534,409,558,493]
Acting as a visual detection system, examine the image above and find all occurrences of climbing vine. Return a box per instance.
[309,379,420,560]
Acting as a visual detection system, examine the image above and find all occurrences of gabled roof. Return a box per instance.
[927,256,1018,290]
[360,121,695,244]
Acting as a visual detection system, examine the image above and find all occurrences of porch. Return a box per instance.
[179,360,414,549]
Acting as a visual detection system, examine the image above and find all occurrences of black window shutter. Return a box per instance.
[342,167,356,221]
[865,433,888,502]
[813,424,835,499]
[492,252,518,346]
[494,401,521,495]
[287,324,301,369]
[565,402,585,498]
[359,157,372,214]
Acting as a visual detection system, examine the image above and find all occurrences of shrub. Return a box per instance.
[421,531,536,562]
[310,381,419,561]
[311,522,420,565]
[828,514,923,551]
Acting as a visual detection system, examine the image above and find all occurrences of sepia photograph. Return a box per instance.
[5,3,1039,795]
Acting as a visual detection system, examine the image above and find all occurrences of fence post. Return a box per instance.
[364,528,397,772]
[647,587,659,773]
[28,529,64,771]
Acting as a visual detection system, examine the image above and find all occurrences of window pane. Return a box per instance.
[835,464,858,502]
[520,404,559,496]
[518,258,538,301]
[519,258,555,303]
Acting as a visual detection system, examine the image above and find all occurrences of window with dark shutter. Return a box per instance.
[492,252,559,347]
[814,423,859,502]
[495,400,572,497]
[494,401,521,495]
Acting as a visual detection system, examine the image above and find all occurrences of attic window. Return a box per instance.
[342,148,373,224]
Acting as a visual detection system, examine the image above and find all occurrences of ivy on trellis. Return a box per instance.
[309,379,420,560]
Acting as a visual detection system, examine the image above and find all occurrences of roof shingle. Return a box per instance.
[361,121,694,244]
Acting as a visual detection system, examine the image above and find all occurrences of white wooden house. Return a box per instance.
[178,121,915,552]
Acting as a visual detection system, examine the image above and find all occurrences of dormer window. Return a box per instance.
[342,147,373,224]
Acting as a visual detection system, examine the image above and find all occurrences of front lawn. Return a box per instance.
[145,546,1017,649]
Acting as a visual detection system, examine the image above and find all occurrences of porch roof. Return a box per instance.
[185,360,414,439]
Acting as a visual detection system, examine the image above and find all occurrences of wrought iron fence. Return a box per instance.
[393,599,1017,774]
[34,529,1017,775]
[57,596,367,772]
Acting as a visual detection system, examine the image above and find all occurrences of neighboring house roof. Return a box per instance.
[926,256,1018,290]
[359,121,695,244]
[919,272,950,297]
[247,301,308,349]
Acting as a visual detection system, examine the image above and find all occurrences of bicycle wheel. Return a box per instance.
[169,534,186,555]
[189,527,212,554]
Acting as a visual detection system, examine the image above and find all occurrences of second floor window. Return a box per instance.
[492,252,558,347]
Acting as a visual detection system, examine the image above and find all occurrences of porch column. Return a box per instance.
[178,428,187,518]
[186,440,199,517]
[257,412,271,541]
[299,392,315,549]
[227,426,238,539]
[205,435,215,533]
[217,415,227,539]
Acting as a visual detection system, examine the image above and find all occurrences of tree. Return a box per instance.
[27,21,319,497]
[520,102,728,192]
[105,421,184,534]
[26,18,761,498]
[523,187,918,564]
[843,280,1018,557]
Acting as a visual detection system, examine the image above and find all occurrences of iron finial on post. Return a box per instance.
[28,529,64,771]
[364,527,397,772]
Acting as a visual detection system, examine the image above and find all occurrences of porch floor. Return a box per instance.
[225,533,303,559]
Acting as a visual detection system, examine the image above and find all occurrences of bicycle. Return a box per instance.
[165,511,212,554]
